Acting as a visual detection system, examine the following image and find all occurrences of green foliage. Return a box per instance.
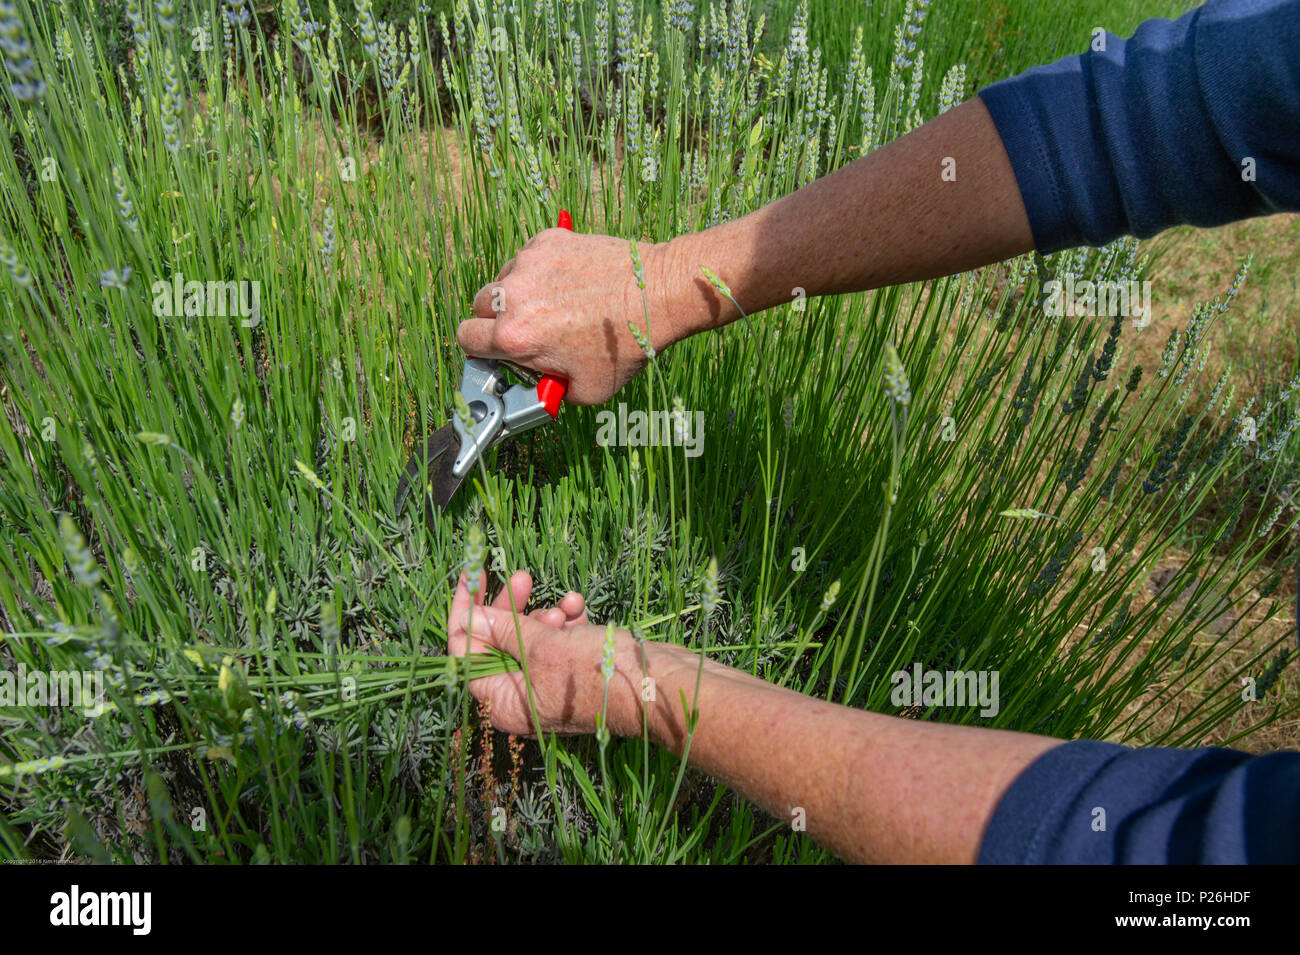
[0,0,1294,864]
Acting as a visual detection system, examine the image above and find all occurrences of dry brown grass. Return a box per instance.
[1113,213,1300,753]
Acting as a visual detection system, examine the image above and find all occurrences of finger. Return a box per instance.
[447,570,489,648]
[491,570,533,613]
[446,633,515,706]
[457,317,505,358]
[530,606,567,628]
[472,282,507,318]
[448,571,473,637]
[493,258,516,283]
[559,591,587,626]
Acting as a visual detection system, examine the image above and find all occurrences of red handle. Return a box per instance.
[536,211,572,418]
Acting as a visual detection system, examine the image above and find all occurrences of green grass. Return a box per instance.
[776,0,1195,90]
[0,0,1295,863]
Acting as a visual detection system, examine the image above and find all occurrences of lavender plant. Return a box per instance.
[0,0,1293,865]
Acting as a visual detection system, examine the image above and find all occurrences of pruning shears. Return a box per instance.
[393,211,573,529]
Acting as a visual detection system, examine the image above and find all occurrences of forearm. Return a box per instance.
[619,644,1061,864]
[651,97,1034,340]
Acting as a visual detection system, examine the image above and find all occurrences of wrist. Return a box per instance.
[608,638,700,744]
[644,235,733,344]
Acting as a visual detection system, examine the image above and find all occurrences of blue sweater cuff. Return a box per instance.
[978,0,1300,253]
[979,739,1300,864]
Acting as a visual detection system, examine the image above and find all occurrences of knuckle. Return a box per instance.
[512,247,536,271]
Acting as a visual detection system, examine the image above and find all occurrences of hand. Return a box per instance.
[446,569,617,736]
[458,229,682,405]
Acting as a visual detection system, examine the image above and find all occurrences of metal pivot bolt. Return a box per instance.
[450,358,554,478]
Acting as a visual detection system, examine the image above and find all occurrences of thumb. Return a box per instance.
[457,317,504,359]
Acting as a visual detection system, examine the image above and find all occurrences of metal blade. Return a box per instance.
[429,433,466,509]
[394,425,462,530]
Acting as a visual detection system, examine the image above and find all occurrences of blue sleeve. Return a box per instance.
[977,0,1300,253]
[978,740,1300,863]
